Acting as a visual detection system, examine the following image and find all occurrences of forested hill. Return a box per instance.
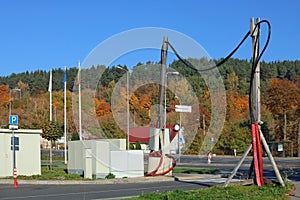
[1,58,299,155]
[0,58,299,96]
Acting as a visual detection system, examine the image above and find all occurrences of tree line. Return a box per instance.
[0,58,299,156]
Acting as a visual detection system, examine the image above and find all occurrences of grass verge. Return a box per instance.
[172,167,219,174]
[21,166,84,180]
[128,183,293,200]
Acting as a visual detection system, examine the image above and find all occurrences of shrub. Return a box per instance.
[105,173,115,179]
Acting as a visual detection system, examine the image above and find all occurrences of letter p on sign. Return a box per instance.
[9,115,18,125]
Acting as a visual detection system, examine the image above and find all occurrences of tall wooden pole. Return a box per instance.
[158,37,168,129]
[248,17,260,180]
[251,17,285,187]
[251,17,261,123]
[225,18,285,187]
[157,37,168,153]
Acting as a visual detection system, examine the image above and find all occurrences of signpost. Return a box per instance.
[9,115,18,188]
[175,105,191,162]
[175,105,192,113]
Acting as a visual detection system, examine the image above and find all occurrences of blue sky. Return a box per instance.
[0,0,299,76]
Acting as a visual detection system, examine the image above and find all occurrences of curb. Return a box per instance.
[0,176,175,185]
[173,174,222,181]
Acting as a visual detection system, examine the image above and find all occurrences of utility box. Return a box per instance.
[91,140,110,178]
[0,129,42,177]
[68,139,141,179]
[110,150,144,178]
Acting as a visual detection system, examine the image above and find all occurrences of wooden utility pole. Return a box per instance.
[251,17,261,123]
[247,17,261,180]
[158,37,168,129]
[225,18,285,187]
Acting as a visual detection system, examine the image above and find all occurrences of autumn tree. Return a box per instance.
[0,85,10,108]
[0,85,10,126]
[42,121,63,169]
[95,98,111,117]
[266,78,300,149]
[225,72,249,121]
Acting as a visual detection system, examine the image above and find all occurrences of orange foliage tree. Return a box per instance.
[0,85,10,107]
[0,85,10,125]
[266,78,300,143]
[95,98,111,117]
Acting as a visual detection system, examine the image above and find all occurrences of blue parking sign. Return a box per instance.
[9,115,18,125]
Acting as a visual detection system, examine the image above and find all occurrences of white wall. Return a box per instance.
[0,129,42,177]
[68,139,144,178]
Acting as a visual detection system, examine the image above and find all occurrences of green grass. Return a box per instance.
[172,167,219,174]
[16,166,85,180]
[128,184,292,200]
[41,155,64,161]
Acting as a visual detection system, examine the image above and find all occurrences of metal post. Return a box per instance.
[78,61,82,141]
[117,66,130,150]
[164,75,167,128]
[174,95,181,163]
[12,129,18,188]
[64,67,67,164]
[9,89,12,116]
[126,70,130,150]
[178,116,181,163]
[12,130,16,169]
[49,69,52,122]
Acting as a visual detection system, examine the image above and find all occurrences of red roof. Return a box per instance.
[129,126,178,143]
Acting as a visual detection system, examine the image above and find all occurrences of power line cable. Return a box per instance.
[164,19,271,123]
[166,20,271,73]
[249,20,271,122]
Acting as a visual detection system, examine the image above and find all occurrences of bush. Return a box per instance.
[129,143,135,150]
[135,140,141,150]
[105,173,115,179]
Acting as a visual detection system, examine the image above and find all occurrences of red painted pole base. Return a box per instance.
[13,178,18,188]
[13,167,18,188]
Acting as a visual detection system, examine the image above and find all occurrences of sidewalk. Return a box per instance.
[291,181,300,200]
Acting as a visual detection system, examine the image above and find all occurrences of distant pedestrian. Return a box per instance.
[207,152,212,164]
[234,149,237,157]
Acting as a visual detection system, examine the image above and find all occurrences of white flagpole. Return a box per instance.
[48,69,52,122]
[78,61,82,140]
[64,66,67,164]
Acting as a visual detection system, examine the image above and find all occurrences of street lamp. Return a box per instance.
[164,71,180,128]
[9,88,21,116]
[117,66,130,150]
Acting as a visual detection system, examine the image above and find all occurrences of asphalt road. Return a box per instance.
[177,155,300,182]
[0,181,208,200]
[1,156,299,199]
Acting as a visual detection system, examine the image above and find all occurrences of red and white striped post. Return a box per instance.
[207,152,212,164]
[13,167,18,188]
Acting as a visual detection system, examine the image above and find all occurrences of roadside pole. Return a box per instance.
[9,115,19,188]
[12,129,18,188]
